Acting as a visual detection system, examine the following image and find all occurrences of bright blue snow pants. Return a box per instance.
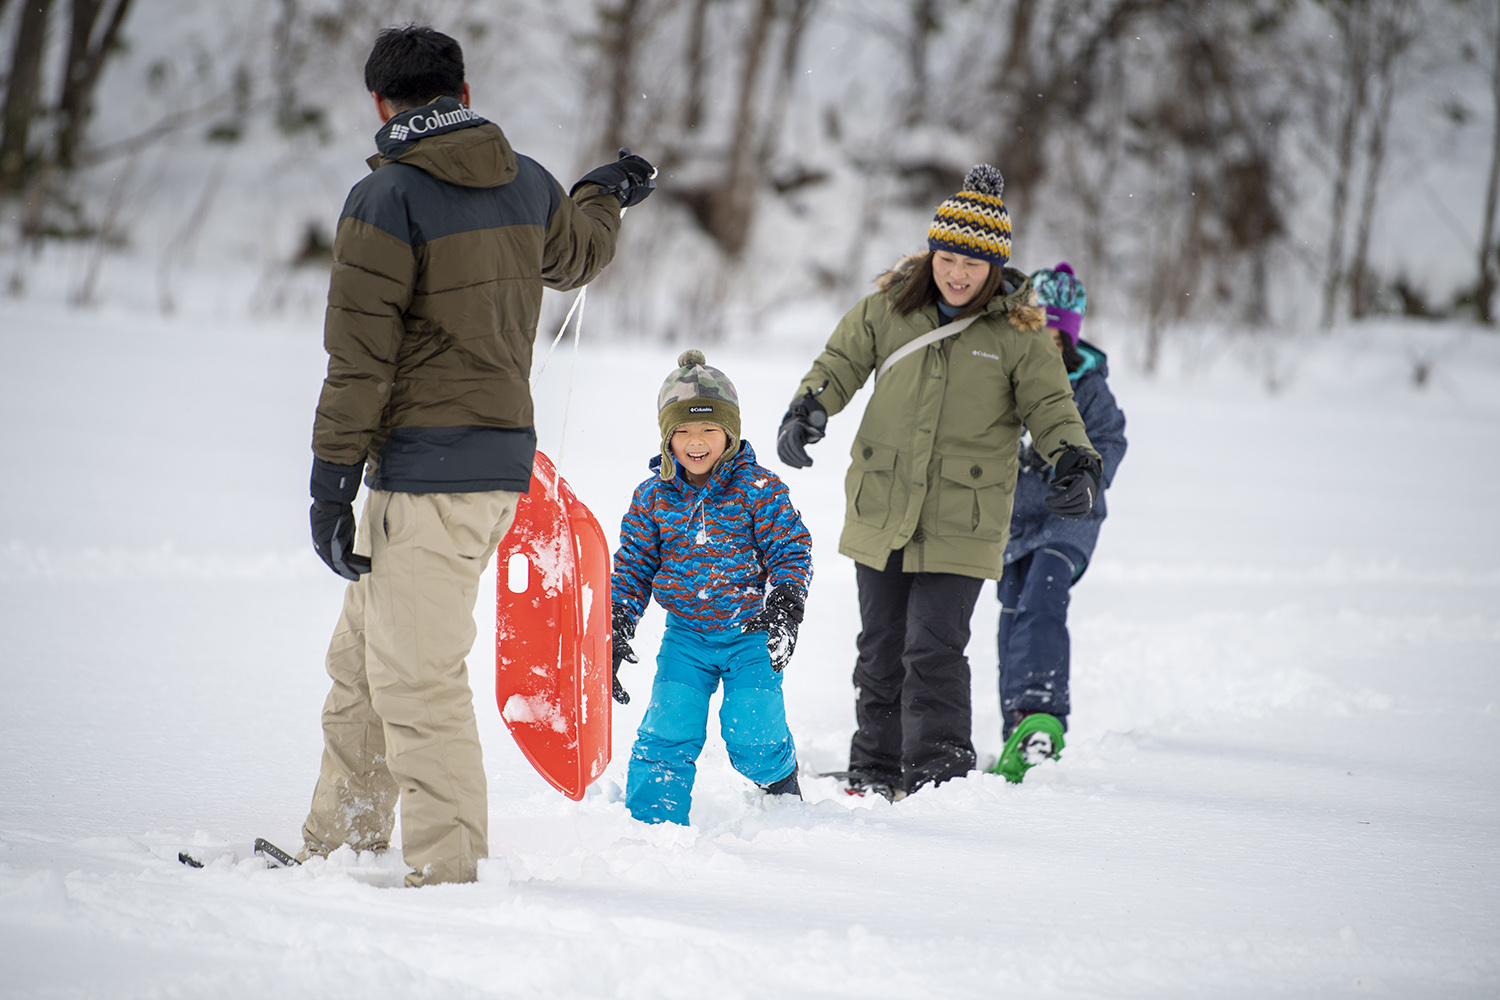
[996,543,1088,734]
[625,615,797,825]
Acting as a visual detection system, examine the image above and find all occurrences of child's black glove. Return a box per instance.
[571,148,657,208]
[1017,439,1049,476]
[776,390,827,469]
[310,458,371,580]
[1044,444,1102,519]
[610,603,638,704]
[740,584,806,672]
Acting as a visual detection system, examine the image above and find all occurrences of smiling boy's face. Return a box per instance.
[670,422,728,484]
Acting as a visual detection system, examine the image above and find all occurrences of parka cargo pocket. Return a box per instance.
[846,440,898,528]
[936,456,1013,539]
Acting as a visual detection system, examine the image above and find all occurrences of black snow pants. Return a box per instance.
[848,550,984,794]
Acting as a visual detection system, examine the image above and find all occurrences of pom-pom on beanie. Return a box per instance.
[656,349,741,481]
[927,164,1012,267]
[1031,262,1087,344]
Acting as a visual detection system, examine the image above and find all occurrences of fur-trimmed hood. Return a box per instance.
[874,252,1046,332]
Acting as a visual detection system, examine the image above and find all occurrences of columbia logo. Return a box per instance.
[689,406,713,413]
[394,104,479,143]
[972,349,999,360]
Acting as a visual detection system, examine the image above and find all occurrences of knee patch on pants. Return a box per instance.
[721,686,796,785]
[638,680,711,751]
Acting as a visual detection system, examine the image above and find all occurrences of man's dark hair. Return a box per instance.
[364,25,465,111]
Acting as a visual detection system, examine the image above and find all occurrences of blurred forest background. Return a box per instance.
[1,0,1497,366]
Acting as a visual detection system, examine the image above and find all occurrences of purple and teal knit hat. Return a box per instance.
[1032,262,1087,344]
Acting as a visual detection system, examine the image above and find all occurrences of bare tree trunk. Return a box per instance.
[683,0,711,130]
[70,146,139,305]
[1349,0,1414,320]
[1,0,56,193]
[988,0,1159,205]
[600,0,645,158]
[758,0,817,164]
[709,0,775,257]
[1478,6,1500,324]
[902,0,938,126]
[1321,4,1371,329]
[993,0,1038,98]
[988,0,1040,191]
[157,155,228,315]
[55,0,135,170]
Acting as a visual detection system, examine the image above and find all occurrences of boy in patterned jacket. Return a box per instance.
[611,350,814,825]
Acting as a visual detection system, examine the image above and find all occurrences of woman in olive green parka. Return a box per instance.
[776,165,1102,797]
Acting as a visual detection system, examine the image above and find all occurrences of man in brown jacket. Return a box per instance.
[300,25,654,886]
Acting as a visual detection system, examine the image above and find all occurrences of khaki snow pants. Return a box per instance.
[301,488,519,887]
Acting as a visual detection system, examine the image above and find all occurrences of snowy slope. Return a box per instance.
[1,295,1498,997]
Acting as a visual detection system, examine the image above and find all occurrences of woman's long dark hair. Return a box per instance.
[891,250,1007,319]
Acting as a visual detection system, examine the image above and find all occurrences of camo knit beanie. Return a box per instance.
[927,164,1011,267]
[656,349,741,481]
[1032,262,1087,344]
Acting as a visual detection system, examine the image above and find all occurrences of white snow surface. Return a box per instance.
[2,295,1499,998]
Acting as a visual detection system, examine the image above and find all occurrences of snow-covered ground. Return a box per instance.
[2,290,1498,998]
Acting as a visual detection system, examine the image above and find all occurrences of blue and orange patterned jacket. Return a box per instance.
[612,441,813,631]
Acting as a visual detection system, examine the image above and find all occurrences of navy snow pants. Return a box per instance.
[625,614,797,825]
[996,543,1088,735]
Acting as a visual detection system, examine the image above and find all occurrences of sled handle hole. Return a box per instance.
[506,553,529,594]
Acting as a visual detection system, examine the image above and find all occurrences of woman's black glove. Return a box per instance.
[776,390,827,469]
[739,584,806,672]
[610,604,638,704]
[571,148,657,208]
[310,458,371,580]
[1044,444,1102,519]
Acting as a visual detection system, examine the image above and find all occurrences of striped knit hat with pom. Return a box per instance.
[927,164,1011,267]
[656,349,741,481]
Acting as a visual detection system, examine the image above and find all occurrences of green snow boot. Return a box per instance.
[989,713,1065,784]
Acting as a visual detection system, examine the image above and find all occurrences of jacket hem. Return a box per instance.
[838,539,1004,581]
[370,476,531,495]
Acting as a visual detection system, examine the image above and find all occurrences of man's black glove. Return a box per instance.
[1044,444,1102,520]
[739,584,806,672]
[776,390,827,469]
[310,458,372,581]
[610,603,638,704]
[571,147,656,208]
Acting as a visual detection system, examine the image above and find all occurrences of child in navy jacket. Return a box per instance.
[992,263,1127,782]
[611,350,814,824]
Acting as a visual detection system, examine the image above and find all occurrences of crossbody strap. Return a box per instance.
[873,314,980,385]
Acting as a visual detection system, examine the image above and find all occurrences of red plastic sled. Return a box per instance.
[494,451,612,800]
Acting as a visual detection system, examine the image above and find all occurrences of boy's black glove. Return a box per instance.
[310,458,371,581]
[1044,444,1102,520]
[571,148,657,208]
[776,390,827,469]
[740,584,806,672]
[610,603,638,704]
